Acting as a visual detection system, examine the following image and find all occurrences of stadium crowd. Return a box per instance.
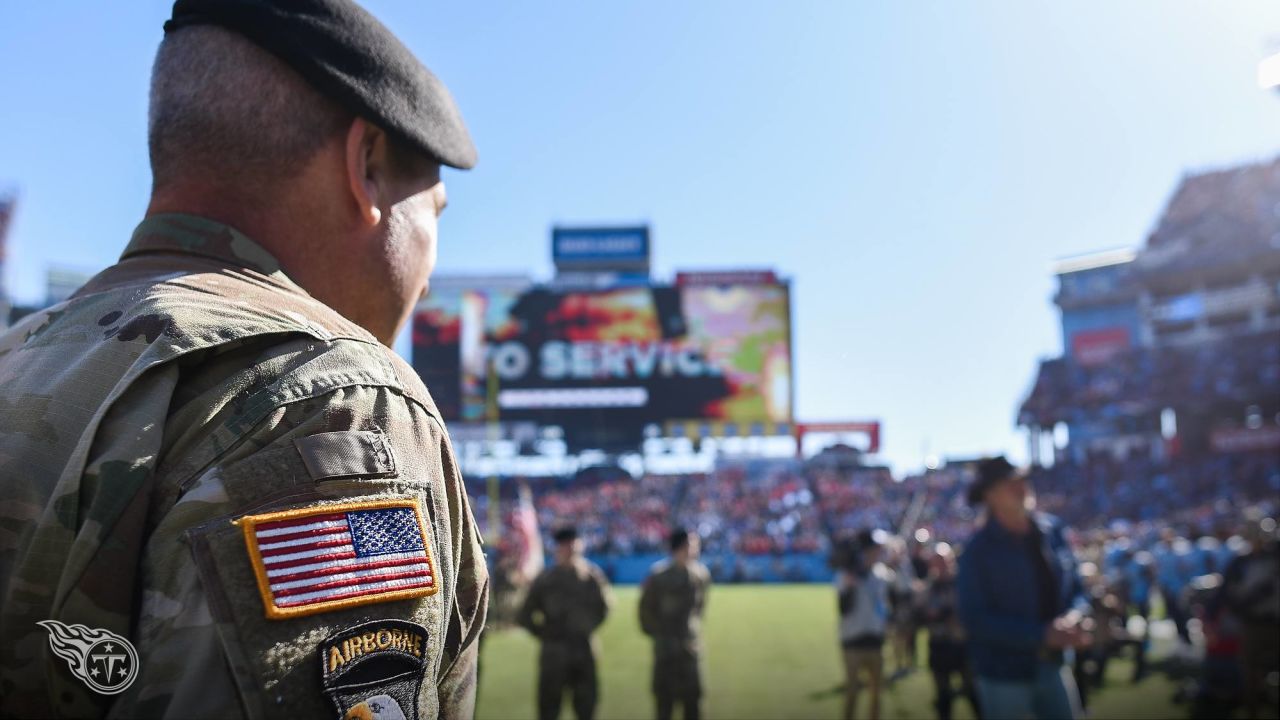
[1020,332,1280,428]
[473,448,1278,571]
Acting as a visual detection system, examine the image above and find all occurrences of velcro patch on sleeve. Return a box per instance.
[293,430,398,482]
[236,498,438,620]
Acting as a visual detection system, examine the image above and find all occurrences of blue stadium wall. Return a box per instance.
[584,552,833,584]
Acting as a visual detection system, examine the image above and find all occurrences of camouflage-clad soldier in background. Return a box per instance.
[518,528,612,720]
[639,529,711,720]
[0,2,487,718]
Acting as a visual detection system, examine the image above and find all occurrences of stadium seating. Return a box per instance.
[468,446,1279,583]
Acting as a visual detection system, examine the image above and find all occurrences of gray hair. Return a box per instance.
[148,26,351,190]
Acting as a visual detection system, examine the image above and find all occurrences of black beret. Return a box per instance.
[165,0,476,170]
[552,527,578,544]
[967,455,1023,505]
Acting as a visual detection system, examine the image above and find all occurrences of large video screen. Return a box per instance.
[412,282,792,431]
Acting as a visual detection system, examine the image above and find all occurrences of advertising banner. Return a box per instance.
[1069,327,1131,367]
[795,421,881,453]
[1211,426,1280,454]
[675,270,778,287]
[551,226,649,273]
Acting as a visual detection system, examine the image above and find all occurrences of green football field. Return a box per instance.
[476,584,1192,720]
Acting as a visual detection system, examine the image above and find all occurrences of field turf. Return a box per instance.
[477,584,1191,720]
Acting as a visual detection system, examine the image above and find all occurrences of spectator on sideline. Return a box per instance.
[1156,531,1195,651]
[922,543,980,720]
[1211,514,1280,719]
[1126,550,1155,680]
[958,456,1090,720]
[834,529,895,720]
[886,537,921,681]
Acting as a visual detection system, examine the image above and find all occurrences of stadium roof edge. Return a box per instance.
[1166,154,1280,191]
[1052,247,1136,276]
[1259,50,1280,89]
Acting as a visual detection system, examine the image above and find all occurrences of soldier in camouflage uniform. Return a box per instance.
[517,527,612,720]
[639,529,711,720]
[0,2,487,718]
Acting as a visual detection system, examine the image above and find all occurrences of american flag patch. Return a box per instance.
[237,499,438,620]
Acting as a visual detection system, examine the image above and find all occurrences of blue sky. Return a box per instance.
[2,2,1278,474]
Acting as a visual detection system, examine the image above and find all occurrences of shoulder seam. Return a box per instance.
[171,372,421,492]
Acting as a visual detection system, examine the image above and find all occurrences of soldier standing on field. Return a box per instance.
[639,529,711,720]
[0,2,487,718]
[518,527,612,720]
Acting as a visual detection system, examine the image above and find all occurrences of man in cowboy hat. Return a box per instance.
[956,456,1091,719]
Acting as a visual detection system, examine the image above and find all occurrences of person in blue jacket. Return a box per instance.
[1126,551,1155,681]
[1155,534,1195,647]
[957,456,1092,720]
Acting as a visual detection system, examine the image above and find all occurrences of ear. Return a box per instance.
[344,117,387,227]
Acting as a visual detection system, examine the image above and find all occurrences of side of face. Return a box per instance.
[378,165,446,335]
[554,538,581,563]
[343,117,447,344]
[985,474,1029,516]
[673,534,700,561]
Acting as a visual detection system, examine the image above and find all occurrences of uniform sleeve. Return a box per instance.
[0,364,182,719]
[124,354,487,720]
[517,575,544,638]
[638,574,659,637]
[700,567,711,616]
[590,566,613,631]
[434,427,489,720]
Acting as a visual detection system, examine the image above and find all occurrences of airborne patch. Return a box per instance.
[236,498,438,620]
[320,620,428,720]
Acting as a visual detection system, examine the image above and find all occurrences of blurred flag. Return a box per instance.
[513,481,543,583]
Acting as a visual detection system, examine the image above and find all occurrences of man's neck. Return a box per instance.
[147,186,280,243]
[145,186,397,344]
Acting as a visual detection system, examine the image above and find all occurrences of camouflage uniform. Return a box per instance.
[517,559,611,720]
[0,214,488,719]
[638,560,710,720]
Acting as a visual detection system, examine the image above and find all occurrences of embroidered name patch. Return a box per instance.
[321,619,428,720]
[236,499,437,619]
